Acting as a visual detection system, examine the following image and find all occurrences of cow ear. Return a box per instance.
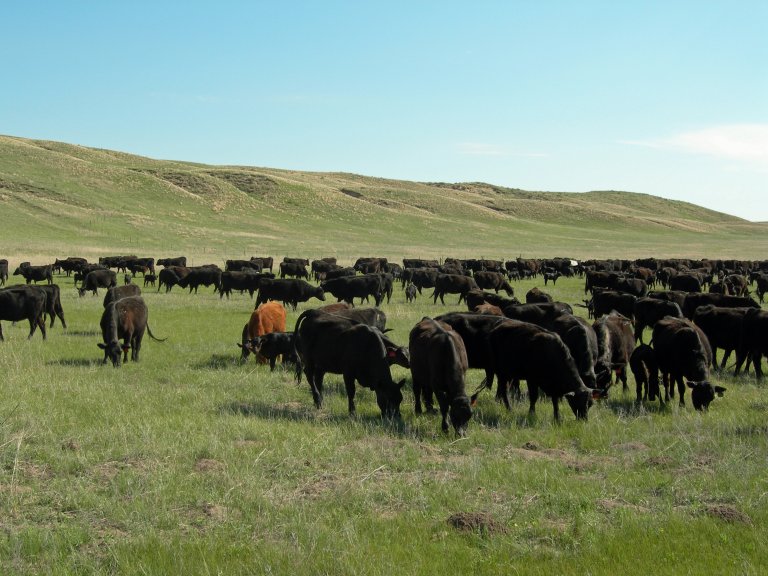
[97,343,106,349]
[563,391,576,398]
[715,386,727,396]
[396,379,406,390]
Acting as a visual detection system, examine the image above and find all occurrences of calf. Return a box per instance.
[629,344,660,403]
[97,296,165,366]
[143,274,157,288]
[405,283,417,303]
[592,311,635,393]
[245,332,297,371]
[408,317,472,436]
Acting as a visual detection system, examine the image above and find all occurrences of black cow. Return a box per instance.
[473,271,514,296]
[614,278,648,297]
[6,284,67,329]
[629,344,660,403]
[669,274,702,293]
[633,297,683,343]
[97,296,165,367]
[13,264,53,285]
[692,305,749,372]
[293,309,406,418]
[0,259,7,285]
[78,269,118,296]
[652,317,725,409]
[584,270,619,294]
[464,289,520,311]
[243,332,298,371]
[53,257,88,276]
[225,259,263,273]
[251,256,273,272]
[681,292,760,320]
[177,266,222,294]
[219,271,273,299]
[157,268,183,293]
[592,311,635,392]
[409,317,472,436]
[488,319,596,421]
[103,284,142,308]
[157,256,187,268]
[585,289,637,321]
[143,274,157,288]
[256,278,325,310]
[525,287,553,304]
[408,268,439,294]
[321,275,384,307]
[0,287,47,340]
[734,309,768,379]
[431,274,479,305]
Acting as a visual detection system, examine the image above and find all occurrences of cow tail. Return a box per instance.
[146,324,167,342]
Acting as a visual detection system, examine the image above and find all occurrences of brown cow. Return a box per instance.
[239,301,287,361]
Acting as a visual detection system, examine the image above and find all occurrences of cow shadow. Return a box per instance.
[63,330,100,337]
[219,399,385,427]
[600,395,671,416]
[48,357,101,368]
[194,354,245,370]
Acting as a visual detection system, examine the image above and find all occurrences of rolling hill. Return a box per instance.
[1,134,765,263]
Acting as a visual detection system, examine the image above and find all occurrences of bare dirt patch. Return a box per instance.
[195,458,224,473]
[703,504,752,524]
[447,512,508,535]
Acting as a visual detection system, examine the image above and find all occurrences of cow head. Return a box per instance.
[564,386,601,419]
[688,381,726,410]
[450,396,473,437]
[375,379,405,420]
[386,345,410,369]
[98,340,124,367]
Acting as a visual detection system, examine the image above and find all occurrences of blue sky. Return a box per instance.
[3,1,767,220]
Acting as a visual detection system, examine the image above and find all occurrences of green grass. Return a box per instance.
[1,272,767,575]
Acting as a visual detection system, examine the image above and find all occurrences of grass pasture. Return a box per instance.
[1,272,767,575]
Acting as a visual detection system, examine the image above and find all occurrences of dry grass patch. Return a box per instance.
[447,511,509,535]
[703,504,752,524]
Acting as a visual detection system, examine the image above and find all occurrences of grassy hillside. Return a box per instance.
[1,134,766,265]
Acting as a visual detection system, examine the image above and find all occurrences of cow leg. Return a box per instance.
[343,374,357,415]
[527,382,539,416]
[618,367,628,391]
[435,390,450,433]
[0,322,4,341]
[551,395,561,423]
[719,349,731,371]
[754,352,764,380]
[309,369,325,408]
[635,375,644,403]
[494,377,511,410]
[676,376,686,406]
[269,357,277,371]
[665,373,673,400]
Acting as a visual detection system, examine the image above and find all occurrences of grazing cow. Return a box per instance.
[143,273,156,288]
[473,271,514,295]
[13,264,53,285]
[652,317,725,409]
[756,275,768,303]
[405,283,417,303]
[488,319,596,421]
[501,302,572,326]
[219,271,273,299]
[103,284,142,308]
[294,309,406,418]
[177,266,222,294]
[97,296,165,367]
[464,289,520,311]
[734,309,768,379]
[157,268,183,293]
[157,256,187,268]
[225,259,263,273]
[525,287,553,304]
[321,275,384,307]
[692,305,749,372]
[431,274,478,305]
[473,303,503,316]
[681,292,760,320]
[584,289,637,321]
[409,317,472,435]
[629,344,660,403]
[633,297,683,343]
[78,269,118,296]
[245,332,298,371]
[256,278,325,310]
[0,286,47,339]
[592,312,635,393]
[239,301,287,361]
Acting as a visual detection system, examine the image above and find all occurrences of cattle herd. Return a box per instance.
[1,254,767,435]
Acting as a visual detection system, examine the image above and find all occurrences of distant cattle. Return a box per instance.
[98,296,164,367]
[219,271,273,299]
[13,264,53,285]
[53,257,88,276]
[321,275,384,307]
[239,301,287,362]
[251,256,274,272]
[408,317,472,436]
[0,286,47,339]
[293,308,406,419]
[652,317,725,409]
[226,259,263,273]
[157,256,187,268]
[487,319,597,421]
[256,278,325,310]
[103,284,142,308]
[78,269,118,296]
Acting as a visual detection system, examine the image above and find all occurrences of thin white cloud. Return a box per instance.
[623,124,768,164]
[456,142,547,158]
